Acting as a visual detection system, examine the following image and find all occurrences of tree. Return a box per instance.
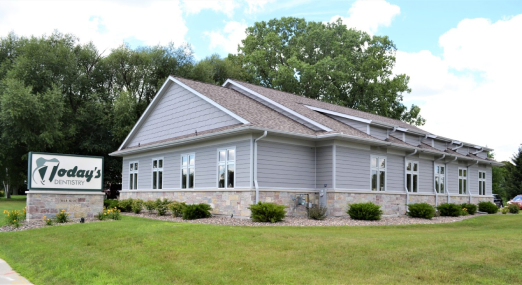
[239,17,425,125]
[191,54,250,85]
[504,146,522,199]
[489,152,508,200]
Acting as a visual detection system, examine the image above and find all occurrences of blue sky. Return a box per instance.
[0,0,521,161]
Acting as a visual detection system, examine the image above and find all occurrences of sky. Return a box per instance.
[0,0,521,162]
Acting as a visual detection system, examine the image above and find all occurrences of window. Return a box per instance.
[406,161,419,192]
[152,158,163,189]
[478,171,486,195]
[434,165,445,194]
[129,162,138,190]
[458,168,467,194]
[218,148,235,188]
[181,154,195,189]
[370,156,386,191]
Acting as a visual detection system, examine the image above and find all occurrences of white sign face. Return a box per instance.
[28,152,103,191]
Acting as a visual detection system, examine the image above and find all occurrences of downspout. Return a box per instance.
[451,142,464,151]
[446,156,458,203]
[405,149,418,210]
[434,154,446,206]
[254,131,268,204]
[467,160,479,203]
[387,126,398,139]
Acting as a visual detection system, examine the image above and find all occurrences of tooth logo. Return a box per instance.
[32,157,60,186]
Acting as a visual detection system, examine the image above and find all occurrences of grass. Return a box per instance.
[0,200,521,284]
[0,195,27,226]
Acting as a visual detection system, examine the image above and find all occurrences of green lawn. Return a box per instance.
[0,202,521,285]
[0,195,27,226]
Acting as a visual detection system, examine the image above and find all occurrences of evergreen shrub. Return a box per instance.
[155,199,171,216]
[182,203,212,220]
[478,201,498,214]
[168,201,187,217]
[118,198,133,212]
[104,199,119,209]
[436,203,461,217]
[508,203,520,214]
[131,199,144,214]
[248,202,286,223]
[308,205,327,220]
[347,202,383,221]
[144,200,156,214]
[461,203,477,215]
[407,203,435,219]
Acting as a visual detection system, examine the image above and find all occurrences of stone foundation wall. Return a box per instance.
[27,191,104,221]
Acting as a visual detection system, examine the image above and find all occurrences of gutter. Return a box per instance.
[405,149,418,210]
[446,156,458,203]
[467,160,479,203]
[434,154,446,206]
[254,131,268,204]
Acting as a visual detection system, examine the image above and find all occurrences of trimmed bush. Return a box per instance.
[144,200,156,214]
[501,207,509,214]
[182,203,212,220]
[131,199,144,214]
[308,205,327,220]
[508,203,520,214]
[478,201,498,214]
[104,199,119,210]
[155,199,170,216]
[118,198,133,212]
[168,201,187,217]
[248,202,287,223]
[347,202,383,221]
[407,203,435,219]
[437,203,461,217]
[461,203,477,215]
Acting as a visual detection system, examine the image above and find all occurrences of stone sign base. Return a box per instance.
[26,191,104,221]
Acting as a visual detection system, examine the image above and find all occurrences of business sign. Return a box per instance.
[28,152,104,191]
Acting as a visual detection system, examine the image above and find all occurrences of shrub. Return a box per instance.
[437,203,461,217]
[56,209,70,223]
[308,205,328,220]
[107,207,121,220]
[248,202,286,223]
[43,216,53,226]
[118,198,134,212]
[182,203,212,220]
[508,203,520,214]
[155,198,171,207]
[168,201,187,217]
[144,200,156,214]
[96,211,106,220]
[461,203,477,215]
[104,199,119,210]
[407,203,436,219]
[501,207,509,214]
[460,209,469,216]
[155,204,168,216]
[478,201,498,214]
[347,202,383,221]
[131,199,144,214]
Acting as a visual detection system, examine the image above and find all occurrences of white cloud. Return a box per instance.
[181,0,240,18]
[205,21,247,54]
[0,0,188,52]
[330,0,400,34]
[395,15,522,162]
[244,0,275,14]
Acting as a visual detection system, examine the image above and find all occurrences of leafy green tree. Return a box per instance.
[191,54,250,85]
[489,152,508,200]
[505,146,522,199]
[240,17,424,125]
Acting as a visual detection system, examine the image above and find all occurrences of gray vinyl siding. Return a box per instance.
[485,165,492,195]
[316,146,333,188]
[477,152,487,159]
[386,154,404,192]
[405,134,420,146]
[418,159,433,193]
[126,83,240,148]
[468,164,478,195]
[456,147,469,155]
[390,132,405,142]
[369,126,388,140]
[336,146,370,190]
[446,162,459,194]
[257,141,315,189]
[328,115,368,134]
[122,139,251,190]
[433,140,447,151]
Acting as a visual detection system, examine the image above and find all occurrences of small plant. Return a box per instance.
[56,209,70,223]
[437,203,461,217]
[507,203,520,214]
[407,203,436,219]
[104,199,119,210]
[107,207,121,220]
[182,203,212,220]
[118,198,134,212]
[43,216,53,226]
[308,205,327,220]
[347,202,383,221]
[461,203,477,215]
[478,201,498,214]
[501,207,509,214]
[460,208,469,216]
[96,211,106,220]
[3,209,25,228]
[168,201,187,217]
[249,202,286,223]
[144,200,156,214]
[156,204,168,216]
[131,199,144,214]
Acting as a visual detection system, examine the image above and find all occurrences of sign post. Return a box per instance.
[26,152,105,221]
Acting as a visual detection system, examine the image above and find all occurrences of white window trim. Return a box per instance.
[406,160,419,193]
[458,167,467,195]
[151,157,164,190]
[180,153,196,189]
[129,161,139,190]
[217,147,237,189]
[370,155,387,191]
[478,170,486,195]
[434,164,445,194]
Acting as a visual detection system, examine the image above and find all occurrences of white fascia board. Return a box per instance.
[117,77,249,151]
[303,105,372,124]
[396,127,408,132]
[223,79,333,132]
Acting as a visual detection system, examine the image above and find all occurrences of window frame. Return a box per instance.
[478,170,486,195]
[434,164,445,194]
[458,167,467,194]
[180,153,196,189]
[151,157,164,190]
[370,155,387,191]
[406,160,419,193]
[217,147,236,189]
[128,161,139,190]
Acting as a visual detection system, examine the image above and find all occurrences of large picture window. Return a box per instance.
[218,148,235,188]
[459,168,467,194]
[181,154,195,189]
[371,156,386,191]
[434,165,445,193]
[152,158,163,189]
[129,162,138,190]
[478,171,486,195]
[406,160,419,192]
